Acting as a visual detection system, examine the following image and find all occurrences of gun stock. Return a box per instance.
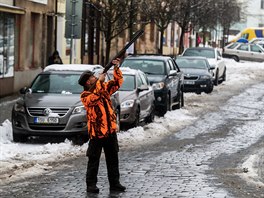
[103,29,144,73]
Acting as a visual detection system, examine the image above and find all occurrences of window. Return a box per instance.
[227,43,239,49]
[261,0,264,9]
[237,44,249,51]
[0,13,15,78]
[251,45,263,52]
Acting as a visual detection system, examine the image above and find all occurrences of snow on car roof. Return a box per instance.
[109,67,140,75]
[44,64,103,72]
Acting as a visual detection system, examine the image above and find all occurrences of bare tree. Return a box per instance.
[173,0,204,54]
[215,0,242,48]
[141,0,177,54]
[92,0,131,64]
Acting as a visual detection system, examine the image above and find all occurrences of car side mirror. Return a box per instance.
[20,87,32,94]
[169,70,177,76]
[210,66,215,70]
[217,56,221,60]
[138,84,149,92]
[20,87,27,94]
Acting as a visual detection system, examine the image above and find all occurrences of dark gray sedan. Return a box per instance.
[175,57,214,94]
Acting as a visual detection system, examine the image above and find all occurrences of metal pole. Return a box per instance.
[70,0,76,64]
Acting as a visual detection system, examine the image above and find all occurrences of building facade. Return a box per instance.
[0,0,56,97]
[231,0,264,31]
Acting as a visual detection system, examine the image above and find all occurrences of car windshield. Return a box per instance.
[119,75,135,91]
[31,73,83,94]
[122,59,165,75]
[176,59,208,69]
[183,49,215,59]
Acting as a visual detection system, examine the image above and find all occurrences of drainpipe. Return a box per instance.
[55,0,58,50]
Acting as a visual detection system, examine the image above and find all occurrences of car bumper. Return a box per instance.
[12,111,88,137]
[120,105,137,124]
[153,89,169,109]
[183,80,212,93]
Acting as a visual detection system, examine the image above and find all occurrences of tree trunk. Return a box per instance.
[105,39,111,65]
[179,27,185,54]
[159,29,164,54]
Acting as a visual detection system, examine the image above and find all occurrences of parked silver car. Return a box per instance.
[109,67,155,128]
[12,64,120,144]
[175,56,214,94]
[181,47,226,86]
[223,42,264,62]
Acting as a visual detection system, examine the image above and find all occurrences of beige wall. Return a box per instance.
[0,0,13,5]
[14,68,42,92]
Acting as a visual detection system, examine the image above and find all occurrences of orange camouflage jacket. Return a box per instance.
[80,66,123,139]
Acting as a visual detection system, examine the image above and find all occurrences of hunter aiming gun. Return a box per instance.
[103,29,144,73]
[79,29,144,90]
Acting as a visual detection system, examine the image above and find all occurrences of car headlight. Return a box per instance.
[14,103,25,113]
[152,82,165,90]
[200,75,211,80]
[72,105,86,114]
[121,100,134,109]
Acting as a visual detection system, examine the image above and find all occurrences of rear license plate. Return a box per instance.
[184,80,195,85]
[34,117,59,124]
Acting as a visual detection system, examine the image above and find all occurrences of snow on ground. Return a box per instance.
[0,58,264,183]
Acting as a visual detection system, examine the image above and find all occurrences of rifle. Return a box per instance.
[102,29,144,73]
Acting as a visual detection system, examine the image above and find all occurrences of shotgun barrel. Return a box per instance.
[103,29,144,73]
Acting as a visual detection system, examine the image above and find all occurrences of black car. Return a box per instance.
[12,64,120,144]
[175,56,214,94]
[121,55,184,116]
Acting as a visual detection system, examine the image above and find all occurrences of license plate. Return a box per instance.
[34,117,59,124]
[184,80,195,85]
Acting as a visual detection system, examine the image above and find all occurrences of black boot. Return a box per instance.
[87,185,99,193]
[110,183,126,192]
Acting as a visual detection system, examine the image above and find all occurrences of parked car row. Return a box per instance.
[120,55,184,116]
[12,49,226,144]
[181,47,227,86]
[174,47,228,95]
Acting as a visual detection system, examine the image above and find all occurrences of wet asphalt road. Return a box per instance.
[1,81,264,197]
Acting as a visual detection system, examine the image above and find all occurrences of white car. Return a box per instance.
[181,47,226,86]
[223,42,264,62]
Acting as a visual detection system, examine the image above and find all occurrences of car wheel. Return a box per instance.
[131,108,140,127]
[174,89,183,109]
[205,82,214,94]
[13,133,28,143]
[115,108,121,132]
[222,68,226,82]
[167,93,172,111]
[145,104,155,123]
[181,90,184,107]
[214,70,219,86]
[232,56,239,62]
[72,135,89,145]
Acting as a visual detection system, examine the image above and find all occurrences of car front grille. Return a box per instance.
[27,107,70,117]
[28,124,66,131]
[184,75,199,80]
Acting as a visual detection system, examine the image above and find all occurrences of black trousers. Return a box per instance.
[86,133,120,187]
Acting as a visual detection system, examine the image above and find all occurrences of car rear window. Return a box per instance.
[176,59,208,69]
[122,59,165,75]
[31,73,83,94]
[183,49,215,59]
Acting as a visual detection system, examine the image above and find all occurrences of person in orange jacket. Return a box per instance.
[78,58,125,194]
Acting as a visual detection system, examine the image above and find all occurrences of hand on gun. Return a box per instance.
[112,58,121,68]
[99,58,120,82]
